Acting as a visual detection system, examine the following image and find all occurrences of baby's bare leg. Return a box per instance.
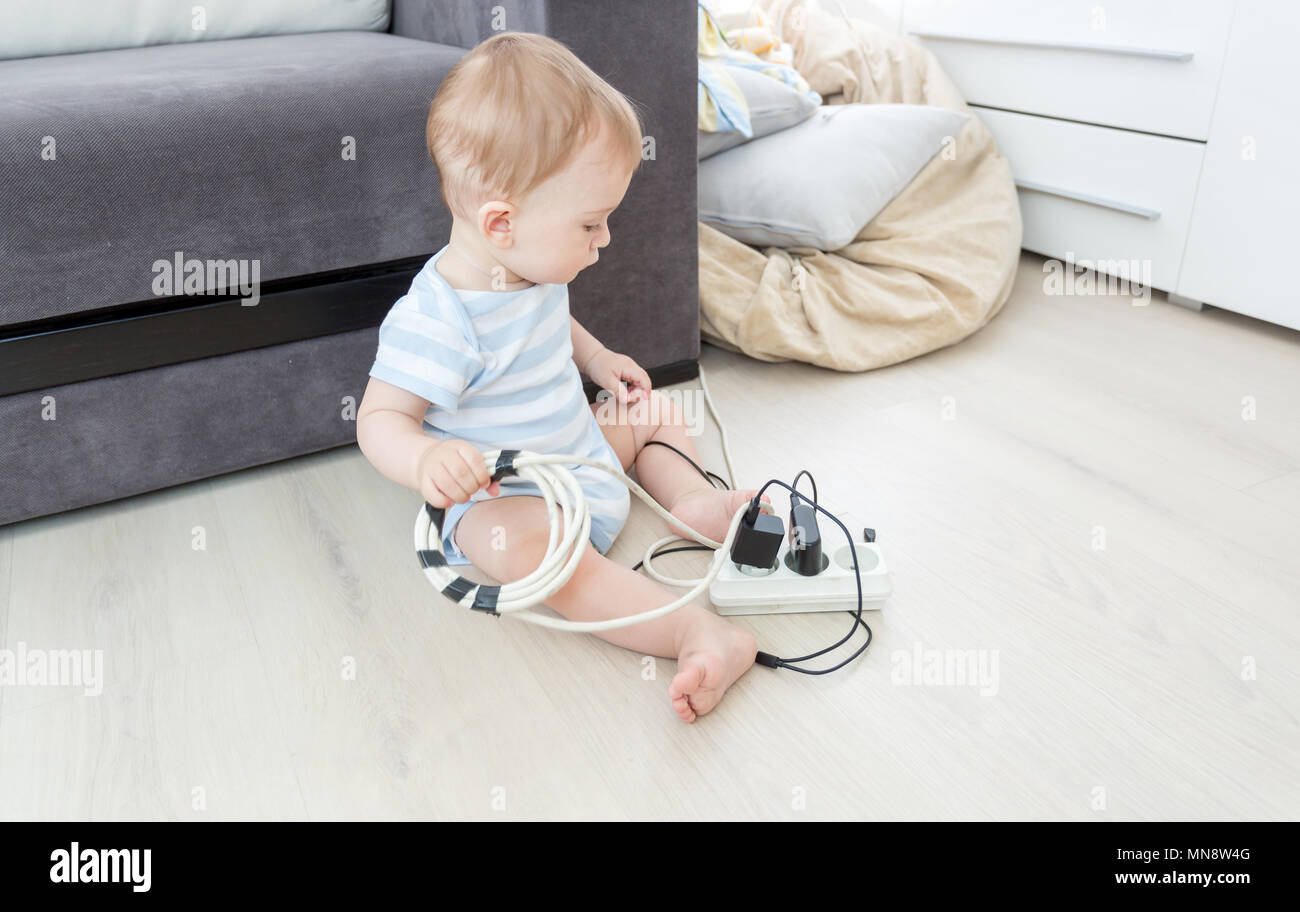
[452,493,729,658]
[453,493,757,721]
[593,390,770,544]
[593,391,712,508]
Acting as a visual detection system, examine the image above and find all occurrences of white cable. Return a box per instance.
[695,360,738,492]
[414,451,744,632]
[413,363,757,630]
[638,360,755,588]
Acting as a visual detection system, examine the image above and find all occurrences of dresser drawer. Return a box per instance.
[975,106,1205,291]
[903,0,1233,140]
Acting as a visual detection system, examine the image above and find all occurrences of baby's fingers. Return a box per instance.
[633,365,652,393]
[435,459,477,502]
[457,448,499,496]
[422,479,453,510]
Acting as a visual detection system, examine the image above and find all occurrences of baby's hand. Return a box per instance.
[586,349,651,405]
[417,440,500,509]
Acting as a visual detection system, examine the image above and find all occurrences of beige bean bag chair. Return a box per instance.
[699,0,1023,370]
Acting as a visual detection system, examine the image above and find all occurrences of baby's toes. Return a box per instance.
[669,662,708,722]
[673,695,697,723]
[669,662,706,701]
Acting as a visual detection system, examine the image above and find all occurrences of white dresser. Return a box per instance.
[901,0,1300,331]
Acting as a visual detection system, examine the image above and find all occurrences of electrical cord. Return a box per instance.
[695,360,738,490]
[640,439,731,492]
[415,449,749,632]
[633,455,872,675]
[413,362,874,672]
[791,468,817,506]
[743,480,873,674]
[630,364,873,673]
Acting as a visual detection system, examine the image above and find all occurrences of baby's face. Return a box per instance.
[506,129,635,285]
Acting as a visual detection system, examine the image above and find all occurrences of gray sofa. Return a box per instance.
[0,0,699,527]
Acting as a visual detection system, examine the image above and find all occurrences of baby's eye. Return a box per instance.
[584,224,601,232]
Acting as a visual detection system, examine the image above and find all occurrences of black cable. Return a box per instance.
[631,543,711,573]
[791,469,818,505]
[639,440,730,489]
[631,447,873,675]
[744,479,872,675]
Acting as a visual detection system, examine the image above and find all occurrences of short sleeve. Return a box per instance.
[368,294,481,414]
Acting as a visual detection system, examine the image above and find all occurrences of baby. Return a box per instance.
[357,31,770,722]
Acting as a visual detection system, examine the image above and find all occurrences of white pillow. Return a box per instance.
[0,0,390,61]
[699,103,971,251]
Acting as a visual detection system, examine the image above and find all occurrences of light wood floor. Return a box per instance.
[2,252,1297,821]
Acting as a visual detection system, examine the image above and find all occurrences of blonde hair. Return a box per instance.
[427,31,646,221]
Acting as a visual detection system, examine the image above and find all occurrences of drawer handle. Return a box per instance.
[909,29,1194,62]
[1015,179,1162,220]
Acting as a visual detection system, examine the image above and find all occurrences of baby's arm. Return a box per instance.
[357,377,500,506]
[357,376,440,492]
[570,315,652,403]
[570,315,605,376]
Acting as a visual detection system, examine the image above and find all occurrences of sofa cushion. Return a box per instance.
[0,0,390,61]
[0,30,461,326]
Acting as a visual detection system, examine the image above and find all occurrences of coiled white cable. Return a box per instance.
[413,364,759,631]
[413,451,754,631]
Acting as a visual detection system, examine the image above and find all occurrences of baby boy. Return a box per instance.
[357,31,769,722]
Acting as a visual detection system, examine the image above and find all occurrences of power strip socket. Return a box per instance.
[709,538,892,616]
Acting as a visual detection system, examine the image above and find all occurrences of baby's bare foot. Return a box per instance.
[669,488,772,543]
[668,615,758,723]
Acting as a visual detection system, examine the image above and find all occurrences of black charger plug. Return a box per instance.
[785,493,825,576]
[730,495,784,570]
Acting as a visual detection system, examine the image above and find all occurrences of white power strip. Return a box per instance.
[659,364,893,618]
[708,537,892,616]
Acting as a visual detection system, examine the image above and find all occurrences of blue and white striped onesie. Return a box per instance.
[368,244,631,565]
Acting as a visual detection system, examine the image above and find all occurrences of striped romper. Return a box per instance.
[368,244,631,566]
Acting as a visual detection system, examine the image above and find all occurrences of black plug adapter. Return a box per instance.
[730,497,784,570]
[785,493,825,576]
